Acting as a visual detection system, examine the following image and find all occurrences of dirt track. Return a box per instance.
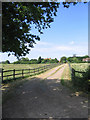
[2,64,88,118]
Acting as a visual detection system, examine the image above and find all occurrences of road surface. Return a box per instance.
[2,64,88,118]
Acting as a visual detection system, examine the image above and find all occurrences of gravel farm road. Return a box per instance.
[2,64,88,119]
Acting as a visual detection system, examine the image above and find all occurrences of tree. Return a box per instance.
[2,2,59,58]
[20,57,29,61]
[60,56,67,63]
[41,59,47,63]
[2,2,87,58]
[37,56,42,64]
[54,58,59,63]
[83,55,89,58]
[30,59,38,64]
[2,60,10,64]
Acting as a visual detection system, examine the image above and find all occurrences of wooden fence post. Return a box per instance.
[29,69,30,76]
[34,68,35,74]
[72,68,75,83]
[44,66,46,71]
[38,68,39,73]
[22,69,24,78]
[2,69,3,83]
[13,69,15,80]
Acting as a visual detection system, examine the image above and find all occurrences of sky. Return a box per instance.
[0,2,88,62]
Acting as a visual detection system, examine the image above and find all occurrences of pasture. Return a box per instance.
[1,64,50,82]
[2,64,49,70]
[1,63,60,82]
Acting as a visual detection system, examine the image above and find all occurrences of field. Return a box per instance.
[71,63,89,92]
[2,64,49,70]
[0,64,50,82]
[71,63,89,72]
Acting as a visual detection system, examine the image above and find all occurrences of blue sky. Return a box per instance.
[1,2,88,62]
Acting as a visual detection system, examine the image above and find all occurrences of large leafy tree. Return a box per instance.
[2,2,86,58]
[2,2,59,58]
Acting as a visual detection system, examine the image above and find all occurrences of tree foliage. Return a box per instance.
[2,60,10,64]
[37,56,42,63]
[67,55,89,63]
[13,57,59,64]
[60,56,67,63]
[2,2,59,58]
[2,2,87,58]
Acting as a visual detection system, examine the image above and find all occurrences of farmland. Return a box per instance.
[1,63,59,82]
[1,64,49,70]
[71,63,89,72]
[0,64,49,82]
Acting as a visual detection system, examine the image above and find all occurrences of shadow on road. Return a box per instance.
[2,77,88,118]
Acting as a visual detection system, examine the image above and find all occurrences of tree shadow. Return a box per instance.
[71,68,89,93]
[2,77,88,118]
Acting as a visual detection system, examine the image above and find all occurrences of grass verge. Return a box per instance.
[61,64,88,97]
[61,64,72,87]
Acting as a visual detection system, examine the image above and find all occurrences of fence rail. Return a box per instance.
[1,64,61,83]
[68,63,86,82]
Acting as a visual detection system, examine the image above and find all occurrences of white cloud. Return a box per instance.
[69,41,75,45]
[31,42,88,55]
[0,41,88,62]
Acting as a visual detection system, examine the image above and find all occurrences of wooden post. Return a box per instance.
[43,66,44,71]
[13,69,15,80]
[44,66,45,70]
[22,69,24,78]
[38,68,39,73]
[29,69,30,76]
[2,69,3,83]
[72,68,75,82]
[34,68,35,74]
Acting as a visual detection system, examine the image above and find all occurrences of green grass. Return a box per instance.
[71,63,89,93]
[1,64,49,70]
[1,63,59,82]
[0,64,49,82]
[61,64,72,87]
[71,63,89,72]
[61,63,89,96]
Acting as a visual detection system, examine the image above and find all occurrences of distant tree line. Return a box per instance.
[1,55,89,64]
[13,57,59,64]
[1,60,10,64]
[60,55,90,63]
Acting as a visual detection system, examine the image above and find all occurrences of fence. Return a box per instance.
[68,63,86,83]
[1,64,60,83]
[68,63,75,82]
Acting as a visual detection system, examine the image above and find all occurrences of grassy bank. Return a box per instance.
[61,63,89,95]
[61,64,72,87]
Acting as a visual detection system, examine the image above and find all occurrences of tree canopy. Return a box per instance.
[60,56,67,63]
[2,2,87,58]
[2,2,59,58]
